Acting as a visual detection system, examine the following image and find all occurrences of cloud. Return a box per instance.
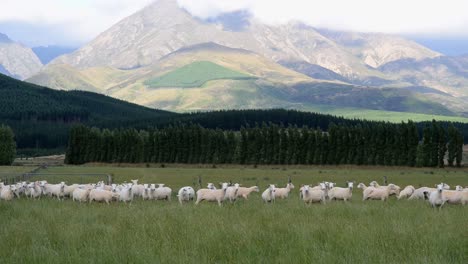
[0,0,467,46]
[178,0,468,36]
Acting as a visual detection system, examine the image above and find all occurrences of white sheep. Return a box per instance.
[89,189,118,204]
[236,186,259,200]
[118,185,133,203]
[153,184,172,201]
[224,183,240,203]
[357,183,375,201]
[274,183,295,199]
[195,186,228,206]
[44,182,66,200]
[130,180,145,198]
[261,184,276,203]
[207,183,216,190]
[425,183,447,209]
[328,182,354,201]
[397,185,415,200]
[72,188,91,203]
[63,184,80,198]
[409,184,450,200]
[177,186,195,204]
[364,184,397,201]
[0,185,15,201]
[28,182,43,199]
[301,184,326,204]
[370,181,400,196]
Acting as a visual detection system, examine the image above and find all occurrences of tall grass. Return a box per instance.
[0,166,467,263]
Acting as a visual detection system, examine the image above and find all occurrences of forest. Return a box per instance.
[66,120,463,167]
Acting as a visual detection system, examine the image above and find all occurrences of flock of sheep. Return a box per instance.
[0,179,467,208]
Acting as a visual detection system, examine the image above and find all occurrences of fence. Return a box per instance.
[1,172,113,185]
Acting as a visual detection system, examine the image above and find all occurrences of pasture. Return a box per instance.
[1,165,467,263]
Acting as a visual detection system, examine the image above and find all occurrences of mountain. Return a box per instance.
[0,33,42,79]
[30,0,468,117]
[32,46,76,64]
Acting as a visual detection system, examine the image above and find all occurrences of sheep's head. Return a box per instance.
[302,185,310,195]
[150,184,156,191]
[253,186,260,192]
[207,183,216,190]
[443,183,450,190]
[287,183,295,189]
[328,182,336,189]
[220,182,229,189]
[436,183,445,193]
[357,183,366,189]
[347,182,354,189]
[131,179,138,185]
[369,181,379,188]
[455,185,464,191]
[319,182,327,190]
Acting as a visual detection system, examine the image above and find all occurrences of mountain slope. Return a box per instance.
[0,33,43,79]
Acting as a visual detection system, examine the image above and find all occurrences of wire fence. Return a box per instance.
[1,169,113,185]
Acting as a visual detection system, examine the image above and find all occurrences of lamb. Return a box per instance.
[301,184,326,204]
[177,186,195,204]
[195,186,229,206]
[424,183,447,209]
[274,183,295,199]
[328,182,354,201]
[397,185,415,200]
[236,186,260,200]
[72,188,91,203]
[224,183,240,203]
[409,184,450,200]
[152,184,172,201]
[0,185,15,201]
[262,185,276,203]
[364,184,397,201]
[89,189,118,204]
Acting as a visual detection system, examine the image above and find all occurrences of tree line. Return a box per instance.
[65,120,464,167]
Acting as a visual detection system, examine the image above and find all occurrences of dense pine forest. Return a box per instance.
[66,120,463,167]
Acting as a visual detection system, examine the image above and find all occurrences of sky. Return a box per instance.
[0,0,467,55]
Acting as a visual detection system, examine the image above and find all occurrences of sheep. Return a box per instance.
[409,184,450,200]
[28,182,43,199]
[328,182,354,201]
[177,186,195,204]
[424,183,447,209]
[142,184,152,200]
[0,185,15,201]
[357,183,375,201]
[370,181,400,196]
[195,186,229,206]
[236,186,260,200]
[224,183,240,203]
[63,184,80,198]
[274,183,295,199]
[72,188,91,203]
[43,182,66,200]
[152,184,172,201]
[301,184,326,204]
[261,185,276,203]
[397,185,415,200]
[118,185,133,203]
[364,184,397,201]
[442,189,467,205]
[89,189,118,204]
[130,180,145,198]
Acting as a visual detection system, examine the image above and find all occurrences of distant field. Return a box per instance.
[300,104,468,123]
[0,165,467,263]
[145,61,256,88]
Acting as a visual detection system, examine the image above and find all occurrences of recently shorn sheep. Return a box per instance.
[301,184,326,204]
[236,186,260,200]
[89,189,118,204]
[328,182,354,201]
[274,183,295,199]
[195,185,228,206]
[397,185,415,200]
[262,185,276,203]
[177,186,195,204]
[364,184,397,201]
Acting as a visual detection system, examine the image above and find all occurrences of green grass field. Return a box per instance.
[1,165,467,263]
[145,61,256,88]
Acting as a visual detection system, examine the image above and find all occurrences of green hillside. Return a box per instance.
[145,61,256,88]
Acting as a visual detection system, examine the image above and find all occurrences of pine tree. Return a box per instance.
[0,125,16,165]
